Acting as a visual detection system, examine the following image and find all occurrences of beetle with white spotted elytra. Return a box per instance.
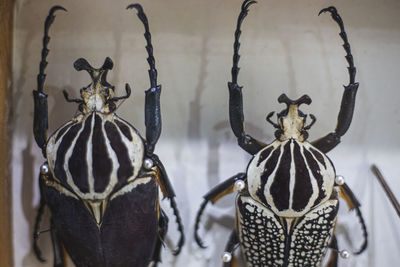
[32,4,184,267]
[194,1,367,267]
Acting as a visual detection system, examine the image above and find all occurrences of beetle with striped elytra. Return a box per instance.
[194,1,367,266]
[32,4,184,267]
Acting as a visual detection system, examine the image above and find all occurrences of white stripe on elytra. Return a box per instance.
[114,116,144,182]
[248,141,280,200]
[298,142,319,212]
[86,113,95,193]
[63,116,88,199]
[264,140,288,214]
[303,142,335,204]
[288,140,296,210]
[100,118,120,195]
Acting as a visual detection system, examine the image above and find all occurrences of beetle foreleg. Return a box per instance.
[33,6,66,153]
[312,7,359,153]
[227,0,266,155]
[194,173,246,248]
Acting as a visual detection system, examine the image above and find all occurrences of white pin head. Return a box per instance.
[221,252,232,262]
[335,175,345,185]
[234,180,245,191]
[40,163,49,175]
[143,158,154,170]
[339,250,350,259]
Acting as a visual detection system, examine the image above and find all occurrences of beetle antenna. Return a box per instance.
[319,6,356,84]
[127,3,158,88]
[231,0,257,84]
[37,6,67,93]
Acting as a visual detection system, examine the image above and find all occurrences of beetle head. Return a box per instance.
[73,57,117,113]
[267,94,316,142]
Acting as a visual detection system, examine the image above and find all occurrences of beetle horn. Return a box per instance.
[278,93,312,107]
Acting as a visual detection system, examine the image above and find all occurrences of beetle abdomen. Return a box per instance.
[247,139,335,217]
[236,195,338,267]
[42,176,159,267]
[46,112,144,200]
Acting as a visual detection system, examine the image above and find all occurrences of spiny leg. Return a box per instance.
[151,154,185,255]
[127,4,161,156]
[33,188,46,262]
[338,182,368,254]
[326,235,338,267]
[151,209,169,266]
[312,6,359,153]
[194,173,246,248]
[228,0,265,155]
[33,6,67,156]
[222,230,240,267]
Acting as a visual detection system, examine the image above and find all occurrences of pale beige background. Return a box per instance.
[11,0,400,266]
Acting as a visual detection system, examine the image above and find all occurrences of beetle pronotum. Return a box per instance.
[194,1,368,266]
[32,4,184,267]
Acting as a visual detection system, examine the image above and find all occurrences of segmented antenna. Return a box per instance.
[127,4,158,88]
[319,6,356,84]
[37,6,67,93]
[231,0,257,84]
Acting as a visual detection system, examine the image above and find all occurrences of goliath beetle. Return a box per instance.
[32,4,184,267]
[194,1,367,266]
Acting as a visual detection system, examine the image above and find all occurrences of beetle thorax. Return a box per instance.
[81,76,114,114]
[279,105,305,141]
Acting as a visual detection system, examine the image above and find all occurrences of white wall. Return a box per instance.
[12,0,400,266]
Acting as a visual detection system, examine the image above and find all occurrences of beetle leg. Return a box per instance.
[339,182,368,254]
[222,230,240,267]
[127,4,161,156]
[33,194,46,262]
[151,209,169,266]
[194,173,246,248]
[151,154,185,255]
[33,6,66,156]
[50,219,66,267]
[326,235,338,267]
[312,7,359,153]
[228,0,265,155]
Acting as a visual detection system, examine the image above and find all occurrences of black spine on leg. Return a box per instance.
[194,173,246,248]
[127,4,161,156]
[33,6,66,154]
[313,7,359,153]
